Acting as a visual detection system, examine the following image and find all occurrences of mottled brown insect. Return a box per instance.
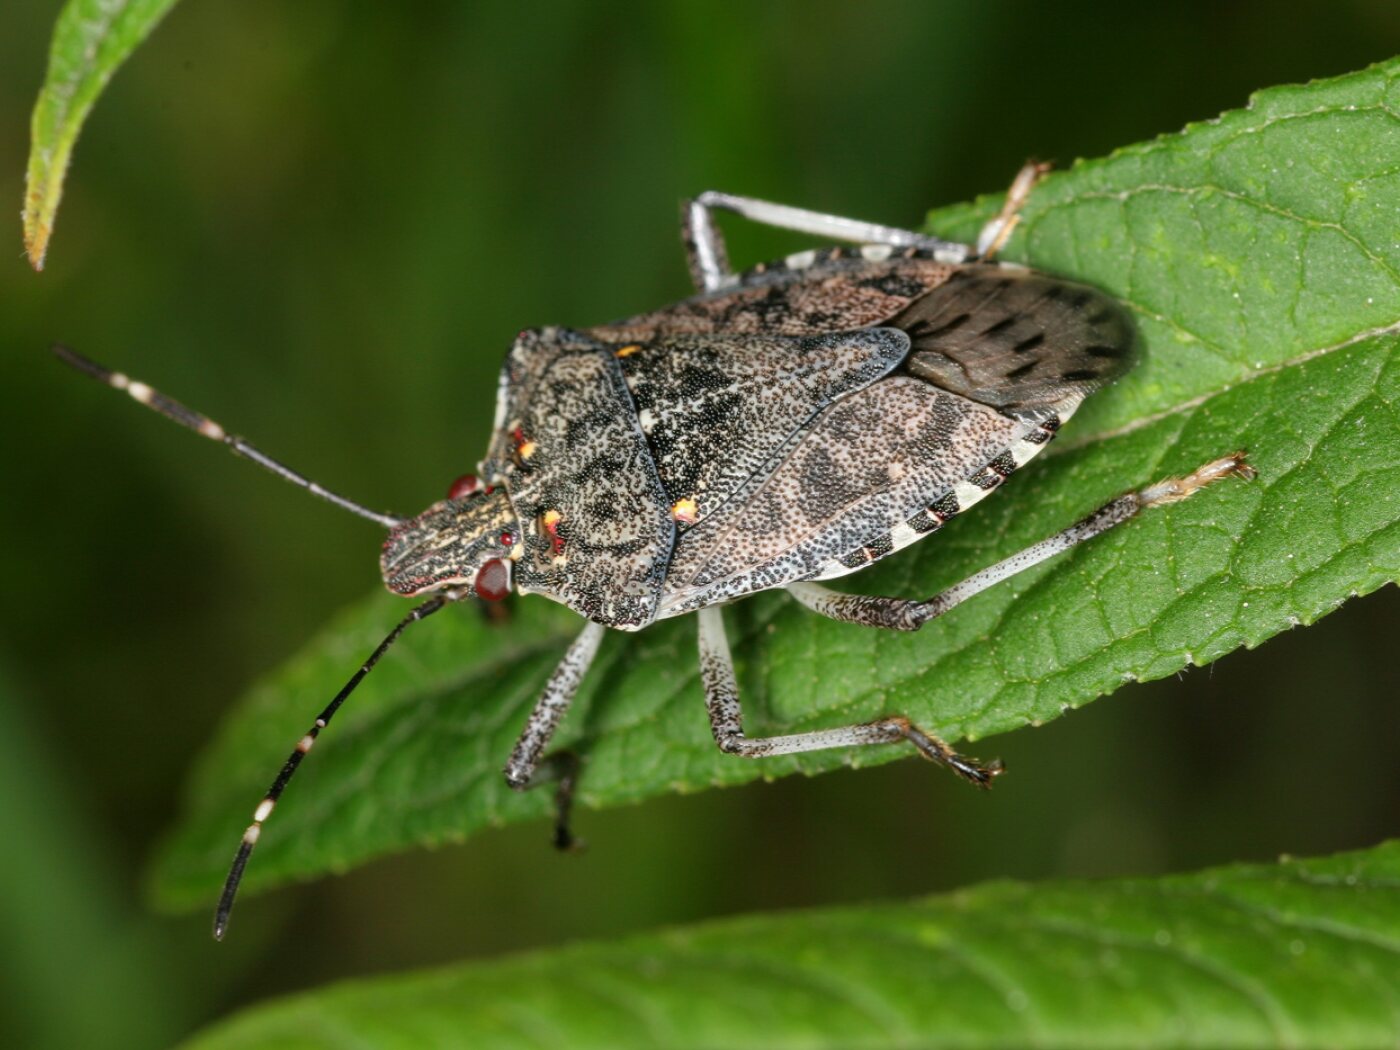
[54,164,1253,938]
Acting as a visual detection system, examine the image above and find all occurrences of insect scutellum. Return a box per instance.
[54,163,1255,940]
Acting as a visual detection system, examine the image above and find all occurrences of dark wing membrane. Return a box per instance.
[484,329,674,629]
[616,328,908,526]
[893,265,1135,412]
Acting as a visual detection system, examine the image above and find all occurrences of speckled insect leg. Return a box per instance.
[503,621,606,790]
[789,451,1256,631]
[696,607,1000,786]
[682,191,971,292]
[975,161,1052,260]
[682,198,732,293]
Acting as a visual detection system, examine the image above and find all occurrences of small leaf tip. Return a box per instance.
[26,239,48,272]
[24,203,52,271]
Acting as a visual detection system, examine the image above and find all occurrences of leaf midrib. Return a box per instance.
[1051,320,1400,454]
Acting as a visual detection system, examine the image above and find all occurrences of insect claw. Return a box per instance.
[956,754,1005,790]
[1224,450,1259,482]
[890,716,1004,787]
[1138,449,1256,507]
[553,827,587,854]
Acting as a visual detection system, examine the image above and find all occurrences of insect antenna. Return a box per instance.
[214,588,463,940]
[51,344,404,529]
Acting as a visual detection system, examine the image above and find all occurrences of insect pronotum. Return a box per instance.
[56,164,1254,938]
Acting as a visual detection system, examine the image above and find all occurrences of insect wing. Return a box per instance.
[896,264,1135,411]
[659,375,1054,615]
[616,327,908,527]
[656,268,1135,615]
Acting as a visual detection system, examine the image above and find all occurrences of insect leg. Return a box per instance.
[697,606,1001,787]
[682,191,971,293]
[213,588,463,940]
[975,161,1052,260]
[520,750,586,851]
[503,621,606,790]
[789,452,1256,632]
[681,198,731,293]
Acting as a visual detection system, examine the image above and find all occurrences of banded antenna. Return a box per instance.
[214,589,461,939]
[53,343,439,938]
[51,344,404,529]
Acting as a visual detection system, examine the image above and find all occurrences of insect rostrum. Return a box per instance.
[55,166,1254,939]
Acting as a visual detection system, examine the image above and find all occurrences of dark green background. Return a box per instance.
[2,3,1397,1047]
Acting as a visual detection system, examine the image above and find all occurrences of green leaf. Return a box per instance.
[183,841,1400,1049]
[23,0,180,270]
[150,59,1400,909]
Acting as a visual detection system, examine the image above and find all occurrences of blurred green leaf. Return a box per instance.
[0,665,199,1049]
[183,841,1400,1049]
[23,0,180,270]
[151,59,1400,910]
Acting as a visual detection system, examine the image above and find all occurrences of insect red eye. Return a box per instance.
[474,558,511,601]
[447,474,483,501]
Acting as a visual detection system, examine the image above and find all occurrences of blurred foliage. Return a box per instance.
[24,0,179,269]
[186,841,1400,1049]
[2,1,1398,1046]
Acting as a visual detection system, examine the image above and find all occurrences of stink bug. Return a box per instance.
[55,164,1254,938]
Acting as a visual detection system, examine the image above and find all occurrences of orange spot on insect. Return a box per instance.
[615,344,643,358]
[542,508,566,555]
[510,426,537,464]
[671,497,698,524]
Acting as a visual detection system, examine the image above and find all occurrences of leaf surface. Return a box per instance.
[152,60,1400,908]
[183,841,1400,1049]
[23,0,180,270]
